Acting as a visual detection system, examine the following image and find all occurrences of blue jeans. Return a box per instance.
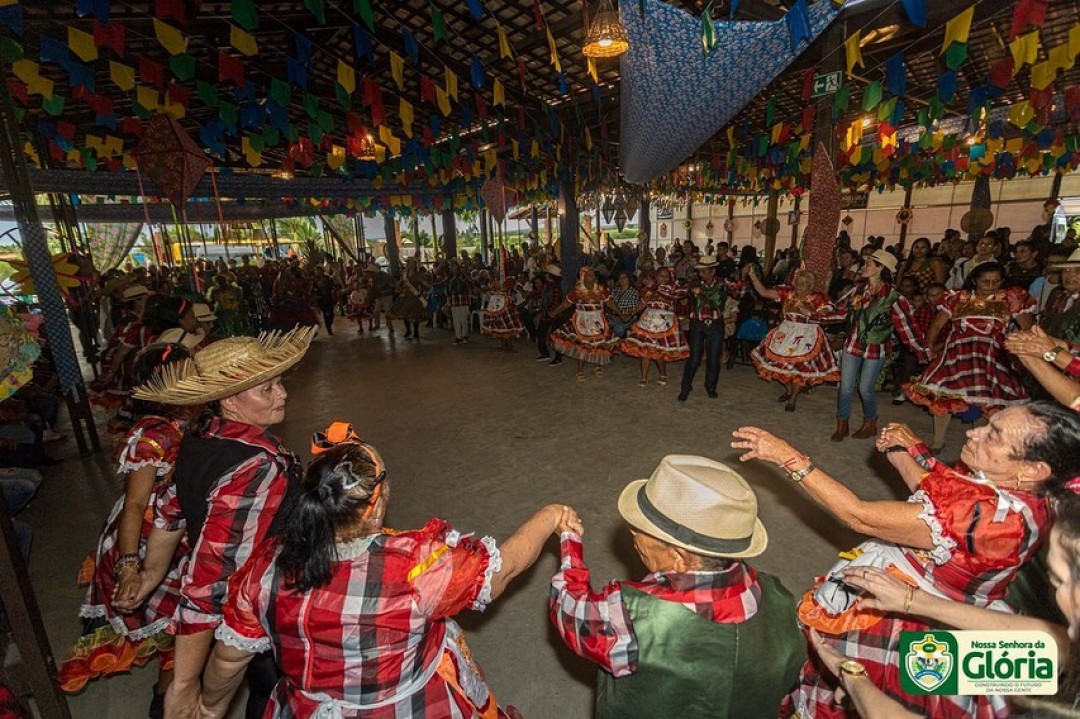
[838,351,885,421]
[610,318,633,339]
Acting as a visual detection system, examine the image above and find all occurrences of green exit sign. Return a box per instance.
[811,71,842,98]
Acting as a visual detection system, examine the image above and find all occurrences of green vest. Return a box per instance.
[1043,300,1080,346]
[852,288,901,347]
[595,572,805,719]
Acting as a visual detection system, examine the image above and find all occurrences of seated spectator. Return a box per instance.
[550,455,804,719]
[1030,249,1068,320]
[1005,239,1044,289]
[0,466,42,558]
[606,271,641,339]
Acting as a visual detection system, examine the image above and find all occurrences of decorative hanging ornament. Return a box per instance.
[705,220,715,237]
[895,207,913,225]
[602,196,616,224]
[614,208,628,231]
[582,0,629,58]
[683,219,693,230]
[723,218,736,234]
[841,214,854,226]
[625,195,640,216]
[134,113,212,209]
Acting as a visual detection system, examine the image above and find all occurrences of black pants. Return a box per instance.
[518,305,537,339]
[681,319,724,396]
[245,652,281,719]
[319,305,335,335]
[536,317,554,356]
[890,347,921,394]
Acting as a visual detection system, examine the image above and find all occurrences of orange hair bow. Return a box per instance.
[310,421,363,455]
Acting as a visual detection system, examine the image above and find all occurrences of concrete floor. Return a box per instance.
[21,322,971,718]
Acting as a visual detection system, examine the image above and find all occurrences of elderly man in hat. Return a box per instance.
[678,256,746,401]
[549,455,804,719]
[535,263,565,363]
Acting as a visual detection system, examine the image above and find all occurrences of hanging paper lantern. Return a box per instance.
[895,207,913,224]
[134,113,212,209]
[723,218,737,233]
[615,209,628,231]
[602,196,616,224]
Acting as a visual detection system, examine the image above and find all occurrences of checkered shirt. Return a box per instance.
[912,302,938,336]
[829,282,929,361]
[155,419,298,635]
[549,534,761,678]
[217,518,500,718]
[447,277,471,307]
[610,286,641,315]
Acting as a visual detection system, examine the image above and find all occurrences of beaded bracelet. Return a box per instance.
[114,553,142,577]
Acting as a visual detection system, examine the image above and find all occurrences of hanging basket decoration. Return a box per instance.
[625,195,640,216]
[960,208,994,235]
[723,218,736,234]
[614,209,628,232]
[134,113,212,209]
[683,219,693,230]
[841,214,854,226]
[582,0,630,59]
[895,208,913,225]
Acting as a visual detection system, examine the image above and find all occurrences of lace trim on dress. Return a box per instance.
[911,489,957,565]
[117,458,173,477]
[214,623,271,654]
[471,536,502,611]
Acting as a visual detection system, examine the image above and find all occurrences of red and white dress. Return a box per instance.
[620,284,689,362]
[91,319,152,411]
[57,416,189,692]
[751,288,839,387]
[787,447,1051,719]
[550,286,619,364]
[905,287,1035,416]
[219,518,509,719]
[480,282,525,341]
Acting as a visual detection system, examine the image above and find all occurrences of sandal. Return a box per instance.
[638,378,648,387]
[576,370,585,382]
[594,366,603,377]
[657,375,668,386]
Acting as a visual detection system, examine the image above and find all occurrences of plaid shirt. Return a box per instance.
[538,281,563,315]
[912,301,938,337]
[610,286,641,315]
[549,534,761,678]
[827,282,929,361]
[687,278,746,322]
[218,518,500,718]
[155,419,298,635]
[447,276,471,307]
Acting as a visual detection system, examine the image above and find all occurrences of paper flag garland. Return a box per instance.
[844,32,863,76]
[941,6,974,53]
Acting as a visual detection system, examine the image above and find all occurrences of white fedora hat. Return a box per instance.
[696,255,719,269]
[1051,248,1080,270]
[544,264,562,277]
[618,455,768,559]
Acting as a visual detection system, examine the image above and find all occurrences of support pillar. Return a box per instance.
[727,198,736,245]
[429,213,438,261]
[441,208,457,259]
[685,200,693,243]
[789,195,802,249]
[530,205,540,244]
[559,181,581,295]
[968,175,992,243]
[269,217,281,258]
[410,212,421,258]
[897,185,913,254]
[479,209,489,263]
[354,215,365,256]
[763,190,780,275]
[383,212,401,277]
[639,197,651,250]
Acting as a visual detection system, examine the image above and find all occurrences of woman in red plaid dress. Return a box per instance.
[732,402,1079,719]
[197,424,579,719]
[481,276,525,351]
[905,262,1035,450]
[58,344,193,712]
[550,267,620,380]
[746,268,839,411]
[620,267,689,386]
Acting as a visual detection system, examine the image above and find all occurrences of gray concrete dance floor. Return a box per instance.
[25,325,970,718]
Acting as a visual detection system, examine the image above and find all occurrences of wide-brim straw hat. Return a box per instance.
[696,255,719,269]
[132,326,316,406]
[618,455,768,559]
[122,284,150,301]
[869,249,898,274]
[544,264,562,277]
[193,302,216,322]
[1051,248,1080,270]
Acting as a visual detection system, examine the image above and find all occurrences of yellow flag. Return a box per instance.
[445,66,458,100]
[374,146,387,164]
[26,75,54,98]
[379,125,401,156]
[390,52,405,91]
[941,6,974,53]
[242,137,262,167]
[337,60,356,94]
[1030,61,1052,91]
[137,86,159,111]
[547,27,561,72]
[587,57,598,84]
[162,99,185,119]
[436,87,451,116]
[154,19,187,55]
[1008,100,1034,127]
[530,140,540,159]
[799,133,810,152]
[484,149,497,174]
[1047,43,1073,74]
[104,135,124,157]
[68,26,98,62]
[771,123,782,145]
[110,61,135,91]
[399,98,414,138]
[497,23,512,60]
[844,32,863,76]
[726,126,735,147]
[327,145,346,170]
[511,139,519,160]
[229,24,257,56]
[493,79,504,107]
[1010,30,1039,69]
[11,59,38,84]
[85,135,104,155]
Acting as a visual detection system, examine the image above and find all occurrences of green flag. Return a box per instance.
[944,42,967,71]
[431,3,447,43]
[0,37,23,63]
[861,81,882,111]
[197,81,219,107]
[270,78,292,107]
[232,0,258,31]
[170,54,196,81]
[701,2,717,54]
[304,0,325,24]
[355,0,375,32]
[42,94,65,116]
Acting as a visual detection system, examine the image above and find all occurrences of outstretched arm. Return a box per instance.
[490,504,578,599]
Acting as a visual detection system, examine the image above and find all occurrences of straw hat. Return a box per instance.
[122,285,150,301]
[1051,248,1080,270]
[193,303,216,322]
[617,455,767,559]
[132,326,316,406]
[544,264,562,277]
[869,249,898,274]
[155,327,205,351]
[696,255,719,269]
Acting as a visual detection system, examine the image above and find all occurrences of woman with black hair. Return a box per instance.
[825,250,929,442]
[732,400,1078,719]
[141,294,199,339]
[905,261,1035,450]
[57,343,195,715]
[197,423,578,719]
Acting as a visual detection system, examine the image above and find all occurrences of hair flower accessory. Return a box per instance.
[311,421,364,455]
[1066,476,1080,495]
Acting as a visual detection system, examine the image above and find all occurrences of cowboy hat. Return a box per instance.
[544,264,562,277]
[696,255,719,269]
[132,326,316,406]
[1051,248,1080,270]
[193,303,216,322]
[617,455,768,559]
[869,249,898,274]
[122,285,150,301]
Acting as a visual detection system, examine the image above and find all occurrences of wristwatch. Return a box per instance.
[787,460,817,483]
[1044,345,1066,363]
[839,660,868,681]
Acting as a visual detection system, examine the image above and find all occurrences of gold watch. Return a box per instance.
[839,660,867,681]
[1044,345,1066,363]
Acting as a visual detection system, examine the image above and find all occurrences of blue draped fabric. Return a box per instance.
[618,0,842,184]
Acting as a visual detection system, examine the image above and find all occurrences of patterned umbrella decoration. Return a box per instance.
[134,113,212,209]
[801,144,841,292]
[6,251,85,300]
